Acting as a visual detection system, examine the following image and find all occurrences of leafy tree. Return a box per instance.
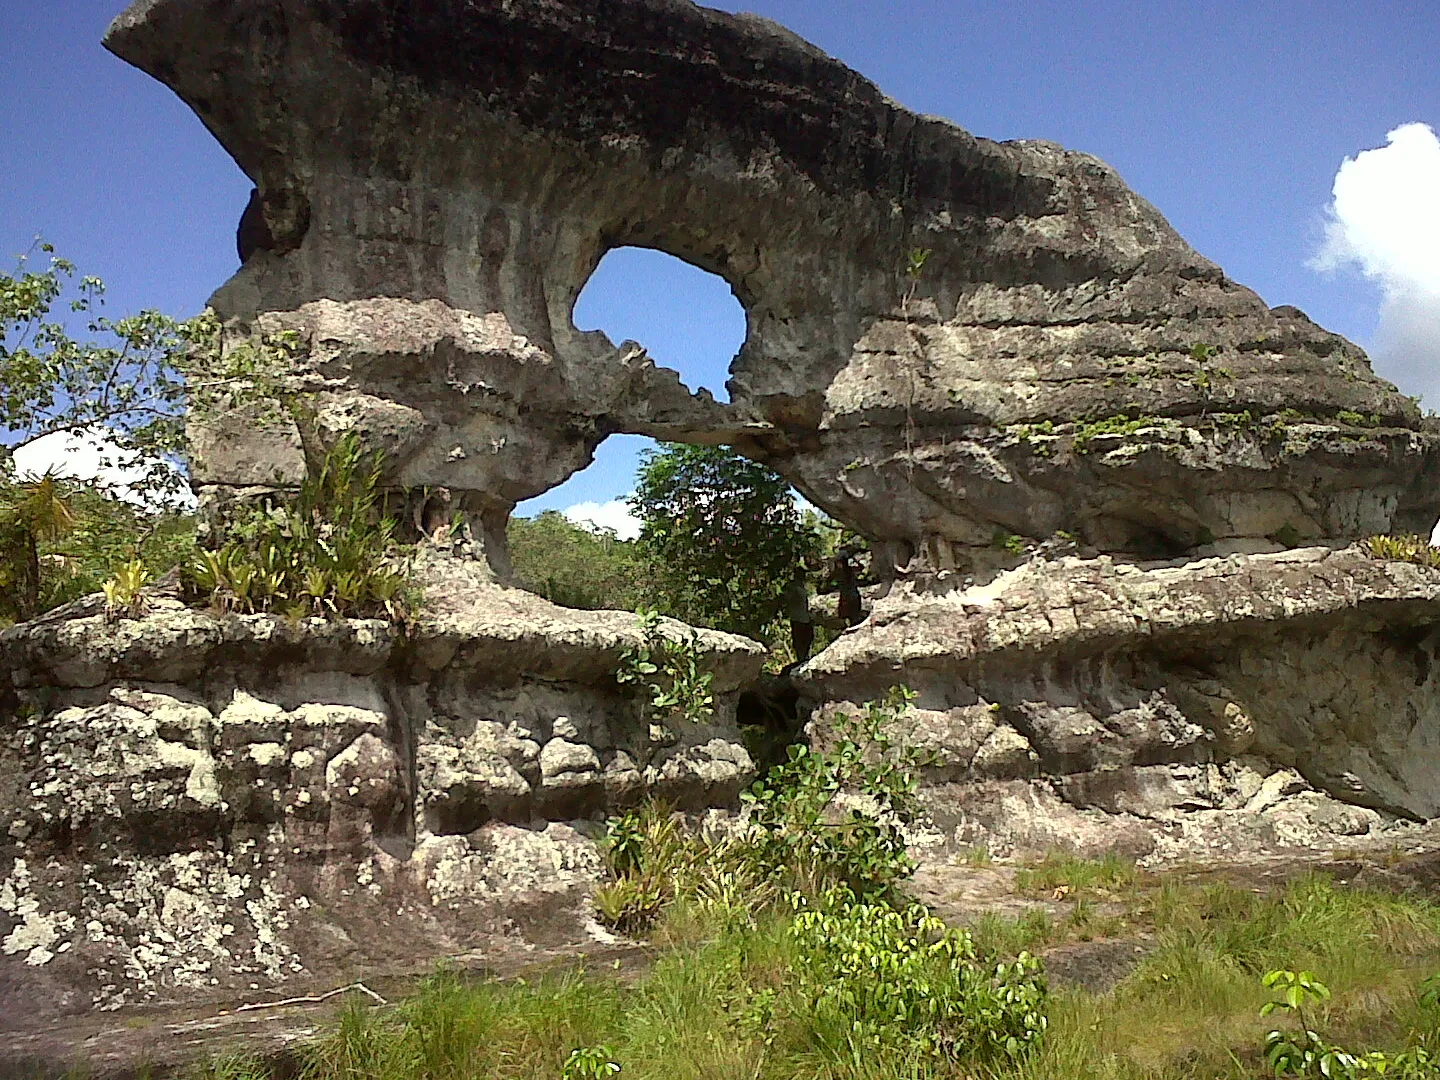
[0,474,197,625]
[0,474,76,622]
[0,243,309,625]
[628,444,821,642]
[1,241,300,503]
[507,510,643,611]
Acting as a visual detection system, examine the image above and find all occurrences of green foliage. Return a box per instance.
[0,471,75,621]
[508,510,643,611]
[993,530,1028,555]
[629,444,821,643]
[905,247,932,280]
[204,857,1440,1080]
[1365,534,1440,570]
[595,687,925,938]
[0,473,196,624]
[616,609,716,726]
[1,243,300,504]
[101,558,152,619]
[1336,410,1383,428]
[1014,851,1137,899]
[1070,414,1172,454]
[739,686,925,898]
[594,803,694,935]
[593,874,670,936]
[562,1046,622,1078]
[788,887,1047,1065]
[185,434,414,620]
[1261,970,1440,1078]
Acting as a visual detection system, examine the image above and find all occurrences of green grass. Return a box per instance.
[182,869,1440,1080]
[1014,851,1139,899]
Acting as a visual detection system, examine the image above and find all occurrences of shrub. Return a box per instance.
[101,557,151,619]
[740,686,925,897]
[615,609,715,726]
[785,887,1047,1065]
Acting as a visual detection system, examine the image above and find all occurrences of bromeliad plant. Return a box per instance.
[186,433,414,621]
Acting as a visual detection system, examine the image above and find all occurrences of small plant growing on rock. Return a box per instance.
[1364,533,1440,570]
[616,608,715,726]
[101,557,151,619]
[186,433,415,620]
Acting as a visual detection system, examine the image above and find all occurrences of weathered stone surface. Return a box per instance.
[799,546,1440,848]
[0,558,763,1015]
[104,0,1440,571]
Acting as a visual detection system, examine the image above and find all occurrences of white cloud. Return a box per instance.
[10,429,192,508]
[564,498,641,540]
[1314,122,1440,403]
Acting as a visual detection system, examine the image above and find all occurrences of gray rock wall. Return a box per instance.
[0,568,763,1016]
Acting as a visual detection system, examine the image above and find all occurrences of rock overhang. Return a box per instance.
[104,0,1440,570]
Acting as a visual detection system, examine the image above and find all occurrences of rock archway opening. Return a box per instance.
[572,246,748,402]
[512,247,750,555]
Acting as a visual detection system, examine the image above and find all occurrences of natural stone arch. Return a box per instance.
[570,245,748,403]
[110,0,1440,580]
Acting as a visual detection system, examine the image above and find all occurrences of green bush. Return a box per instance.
[740,686,925,898]
[0,473,196,625]
[787,888,1047,1065]
[616,609,716,727]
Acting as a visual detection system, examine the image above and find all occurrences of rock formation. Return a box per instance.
[0,552,762,1015]
[104,0,1440,571]
[4,0,1440,1025]
[797,546,1440,861]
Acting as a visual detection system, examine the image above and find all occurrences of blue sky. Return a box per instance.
[3,1,1437,523]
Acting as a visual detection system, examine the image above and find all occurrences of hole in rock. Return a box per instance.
[572,246,747,401]
[510,249,749,600]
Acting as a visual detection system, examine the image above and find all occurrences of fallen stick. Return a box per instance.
[232,982,388,1013]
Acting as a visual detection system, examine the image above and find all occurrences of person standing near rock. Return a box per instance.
[785,565,815,662]
[833,549,864,628]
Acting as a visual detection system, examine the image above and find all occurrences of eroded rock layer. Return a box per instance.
[104,0,1440,569]
[0,557,762,1016]
[797,547,1440,858]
